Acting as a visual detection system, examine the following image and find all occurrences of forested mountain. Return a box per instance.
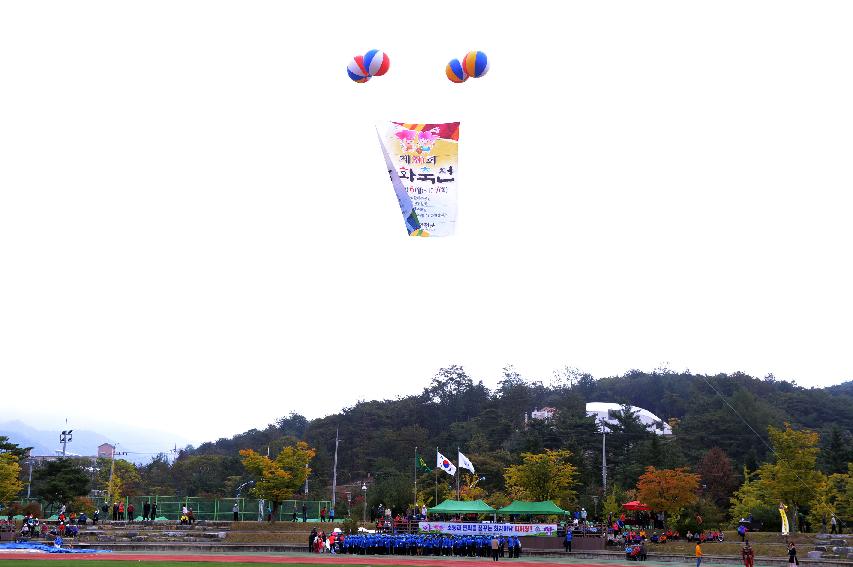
[170,367,852,510]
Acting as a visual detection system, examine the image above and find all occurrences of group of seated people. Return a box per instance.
[625,541,648,561]
[178,506,196,525]
[15,515,80,541]
[686,529,724,542]
[612,527,681,543]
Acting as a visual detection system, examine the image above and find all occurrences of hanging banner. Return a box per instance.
[419,522,558,536]
[376,121,459,237]
[779,503,789,535]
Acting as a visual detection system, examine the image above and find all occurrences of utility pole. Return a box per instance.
[27,456,33,498]
[107,443,118,503]
[601,432,607,497]
[331,428,339,515]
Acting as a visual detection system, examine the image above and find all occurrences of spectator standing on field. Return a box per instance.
[741,541,754,567]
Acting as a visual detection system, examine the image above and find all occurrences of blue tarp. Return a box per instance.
[0,542,112,553]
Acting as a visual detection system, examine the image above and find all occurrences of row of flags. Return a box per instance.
[416,449,475,476]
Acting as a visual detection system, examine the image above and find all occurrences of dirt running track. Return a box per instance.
[0,554,632,567]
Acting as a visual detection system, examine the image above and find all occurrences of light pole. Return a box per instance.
[331,428,340,519]
[60,430,73,456]
[361,482,368,523]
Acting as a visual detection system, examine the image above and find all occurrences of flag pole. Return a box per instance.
[456,447,460,500]
[435,447,438,506]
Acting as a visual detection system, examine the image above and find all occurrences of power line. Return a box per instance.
[697,374,818,499]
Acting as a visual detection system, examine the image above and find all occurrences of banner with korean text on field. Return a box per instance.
[419,522,558,536]
[376,121,459,237]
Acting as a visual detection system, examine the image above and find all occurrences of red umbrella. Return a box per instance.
[622,500,651,511]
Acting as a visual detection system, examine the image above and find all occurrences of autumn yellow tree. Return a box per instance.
[729,467,764,522]
[459,473,487,501]
[96,458,142,503]
[240,441,315,522]
[757,424,823,533]
[0,453,24,505]
[637,466,700,525]
[504,449,578,508]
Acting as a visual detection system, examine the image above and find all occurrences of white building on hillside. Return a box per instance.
[585,402,673,435]
[530,407,557,421]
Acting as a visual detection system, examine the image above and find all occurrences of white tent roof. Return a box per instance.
[585,402,672,435]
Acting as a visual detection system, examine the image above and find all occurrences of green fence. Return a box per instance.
[12,497,332,522]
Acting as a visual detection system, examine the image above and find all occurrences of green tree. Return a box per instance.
[757,424,823,533]
[0,453,24,505]
[171,454,241,496]
[504,449,578,507]
[729,467,764,523]
[95,458,142,502]
[607,405,653,489]
[240,441,315,522]
[820,428,852,474]
[806,475,840,531]
[32,458,89,511]
[139,454,174,495]
[368,471,415,513]
[835,464,853,520]
[0,436,31,460]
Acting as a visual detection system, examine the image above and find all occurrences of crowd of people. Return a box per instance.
[306,528,522,559]
[8,514,80,541]
[99,501,159,522]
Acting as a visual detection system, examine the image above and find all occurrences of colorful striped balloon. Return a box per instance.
[462,50,489,78]
[445,58,468,83]
[347,55,370,82]
[363,49,390,76]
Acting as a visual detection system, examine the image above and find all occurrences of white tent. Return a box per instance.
[585,402,672,435]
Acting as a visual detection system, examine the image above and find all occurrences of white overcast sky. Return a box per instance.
[1,1,852,446]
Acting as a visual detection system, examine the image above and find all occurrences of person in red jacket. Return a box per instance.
[741,541,754,567]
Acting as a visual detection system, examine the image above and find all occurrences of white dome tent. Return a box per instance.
[585,402,673,435]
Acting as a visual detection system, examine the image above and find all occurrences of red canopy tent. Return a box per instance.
[622,500,651,511]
